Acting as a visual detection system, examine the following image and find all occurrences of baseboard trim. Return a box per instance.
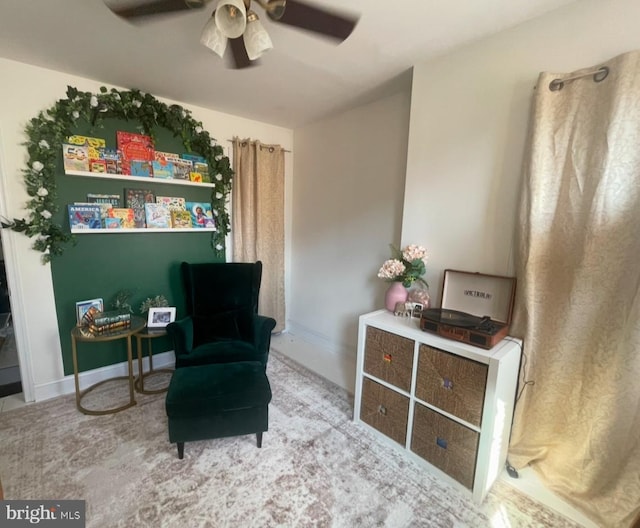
[33,350,175,402]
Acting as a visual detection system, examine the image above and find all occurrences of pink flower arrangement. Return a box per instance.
[377,244,429,288]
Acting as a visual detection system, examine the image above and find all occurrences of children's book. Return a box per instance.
[62,143,90,172]
[144,203,171,228]
[67,135,106,161]
[151,160,174,179]
[193,161,210,182]
[104,217,122,229]
[102,148,121,174]
[130,160,153,177]
[117,131,154,175]
[125,188,155,228]
[189,172,203,183]
[87,193,121,207]
[181,153,206,164]
[89,160,107,173]
[74,202,112,220]
[186,202,216,229]
[170,209,193,229]
[156,196,186,211]
[68,204,102,230]
[172,159,192,180]
[108,208,135,229]
[155,151,180,162]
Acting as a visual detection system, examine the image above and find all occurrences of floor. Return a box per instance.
[0,331,597,528]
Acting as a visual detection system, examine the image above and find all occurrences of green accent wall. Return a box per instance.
[51,120,225,375]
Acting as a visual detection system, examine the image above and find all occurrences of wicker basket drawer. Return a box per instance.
[364,327,414,392]
[360,377,409,447]
[416,345,487,426]
[411,403,479,489]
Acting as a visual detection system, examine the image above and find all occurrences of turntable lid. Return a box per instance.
[440,270,516,324]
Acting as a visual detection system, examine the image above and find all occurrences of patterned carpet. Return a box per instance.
[0,352,582,527]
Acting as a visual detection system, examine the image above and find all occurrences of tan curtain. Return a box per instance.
[509,51,640,528]
[232,138,285,332]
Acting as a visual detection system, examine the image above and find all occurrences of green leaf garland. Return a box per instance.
[8,85,233,263]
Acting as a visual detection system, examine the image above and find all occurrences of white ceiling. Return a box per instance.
[0,0,577,128]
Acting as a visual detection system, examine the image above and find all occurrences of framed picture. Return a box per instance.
[147,306,176,328]
[75,298,104,326]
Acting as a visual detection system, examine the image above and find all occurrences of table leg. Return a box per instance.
[72,335,81,411]
[148,338,154,372]
[136,334,144,393]
[127,335,136,405]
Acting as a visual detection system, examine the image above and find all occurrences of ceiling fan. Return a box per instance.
[105,0,359,69]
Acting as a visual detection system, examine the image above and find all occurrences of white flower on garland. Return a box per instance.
[36,234,48,242]
[195,126,203,134]
[113,92,121,100]
[38,140,50,149]
[210,139,216,147]
[132,100,142,108]
[40,210,52,219]
[216,244,223,250]
[215,173,222,181]
[72,111,79,119]
[36,187,49,197]
[215,154,222,161]
[215,192,223,199]
[32,161,44,172]
[90,95,98,107]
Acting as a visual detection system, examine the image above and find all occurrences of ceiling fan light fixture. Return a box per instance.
[214,0,247,39]
[243,11,273,61]
[200,13,228,58]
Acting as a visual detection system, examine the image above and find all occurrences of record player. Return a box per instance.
[420,269,516,349]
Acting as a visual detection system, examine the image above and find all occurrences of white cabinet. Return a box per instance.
[353,309,521,503]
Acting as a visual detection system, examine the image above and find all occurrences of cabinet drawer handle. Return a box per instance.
[436,437,448,450]
[383,353,392,363]
[378,404,387,416]
[442,377,454,390]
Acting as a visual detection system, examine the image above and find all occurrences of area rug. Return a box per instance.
[0,351,581,527]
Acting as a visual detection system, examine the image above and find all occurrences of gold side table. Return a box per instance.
[71,316,146,415]
[134,327,174,394]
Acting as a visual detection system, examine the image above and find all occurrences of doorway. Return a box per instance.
[0,253,21,397]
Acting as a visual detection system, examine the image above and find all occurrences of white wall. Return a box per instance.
[402,0,640,304]
[0,58,293,401]
[288,89,412,361]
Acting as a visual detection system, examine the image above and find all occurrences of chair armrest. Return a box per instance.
[166,317,194,358]
[252,315,277,366]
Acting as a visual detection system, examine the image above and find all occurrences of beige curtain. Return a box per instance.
[509,51,640,528]
[232,138,285,332]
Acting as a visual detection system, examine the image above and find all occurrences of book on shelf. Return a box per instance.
[108,208,135,229]
[89,160,107,173]
[170,209,193,229]
[87,193,121,207]
[193,161,210,182]
[92,311,131,327]
[172,159,192,180]
[62,143,90,172]
[151,160,174,179]
[102,148,121,174]
[155,151,180,162]
[117,131,154,175]
[181,153,206,164]
[144,203,171,229]
[104,217,122,229]
[73,202,112,219]
[130,160,153,177]
[189,172,203,183]
[156,196,186,211]
[66,135,106,162]
[185,201,216,229]
[125,188,155,228]
[68,204,102,230]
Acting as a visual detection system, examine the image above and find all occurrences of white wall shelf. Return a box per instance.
[71,228,216,234]
[65,170,217,188]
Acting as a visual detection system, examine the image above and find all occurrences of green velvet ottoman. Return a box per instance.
[165,361,272,459]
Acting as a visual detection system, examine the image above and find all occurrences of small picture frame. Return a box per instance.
[147,306,176,328]
[75,298,104,326]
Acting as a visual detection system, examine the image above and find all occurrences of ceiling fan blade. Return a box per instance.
[268,0,358,42]
[229,38,256,69]
[106,0,206,20]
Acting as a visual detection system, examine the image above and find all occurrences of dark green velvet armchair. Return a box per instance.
[166,261,276,369]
